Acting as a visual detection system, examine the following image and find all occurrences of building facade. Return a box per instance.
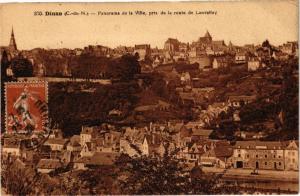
[230,141,298,171]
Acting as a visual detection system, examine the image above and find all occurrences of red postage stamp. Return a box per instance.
[5,81,48,134]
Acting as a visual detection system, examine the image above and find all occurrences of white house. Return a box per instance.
[235,52,248,64]
[66,135,81,152]
[284,140,299,171]
[44,138,68,151]
[80,126,98,146]
[120,135,149,157]
[2,139,23,157]
[212,57,229,69]
[80,142,95,157]
[247,57,261,71]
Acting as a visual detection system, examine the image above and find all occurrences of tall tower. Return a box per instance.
[9,27,17,52]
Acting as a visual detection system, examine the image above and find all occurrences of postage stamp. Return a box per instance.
[5,81,48,134]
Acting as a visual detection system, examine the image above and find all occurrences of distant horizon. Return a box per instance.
[2,29,299,51]
[0,1,298,50]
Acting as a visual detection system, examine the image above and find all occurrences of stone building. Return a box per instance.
[230,141,294,171]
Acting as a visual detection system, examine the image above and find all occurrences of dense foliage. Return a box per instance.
[49,81,140,136]
[11,56,34,77]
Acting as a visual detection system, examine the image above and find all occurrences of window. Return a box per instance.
[265,155,267,158]
[238,154,241,157]
[273,155,276,158]
[265,162,267,166]
[256,155,258,158]
[292,159,295,163]
[246,154,249,158]
[279,162,281,166]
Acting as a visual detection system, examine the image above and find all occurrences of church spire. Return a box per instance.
[9,26,17,51]
[11,27,14,36]
[204,30,212,39]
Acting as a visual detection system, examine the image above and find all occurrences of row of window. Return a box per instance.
[238,154,282,159]
[288,151,297,156]
[242,161,282,167]
[263,161,282,166]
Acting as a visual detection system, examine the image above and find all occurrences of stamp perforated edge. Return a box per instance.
[4,80,49,134]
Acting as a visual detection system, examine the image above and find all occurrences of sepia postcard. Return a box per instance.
[0,1,299,195]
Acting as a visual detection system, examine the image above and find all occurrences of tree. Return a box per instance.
[1,157,40,195]
[11,56,33,77]
[150,73,168,97]
[1,50,10,79]
[107,54,141,81]
[280,58,298,136]
[77,166,120,195]
[115,148,190,194]
[114,143,241,195]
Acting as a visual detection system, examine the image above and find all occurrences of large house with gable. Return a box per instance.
[229,140,299,171]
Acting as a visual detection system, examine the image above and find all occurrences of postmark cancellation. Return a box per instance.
[4,81,49,134]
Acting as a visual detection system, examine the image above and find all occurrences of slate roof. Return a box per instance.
[75,152,120,166]
[45,138,68,146]
[69,136,81,147]
[234,141,285,150]
[192,129,213,137]
[212,40,225,47]
[202,145,233,161]
[204,31,212,38]
[37,159,62,169]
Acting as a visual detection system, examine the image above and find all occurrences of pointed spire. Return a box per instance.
[9,26,17,51]
[11,26,14,37]
[204,30,212,38]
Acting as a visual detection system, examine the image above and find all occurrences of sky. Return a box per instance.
[0,1,298,50]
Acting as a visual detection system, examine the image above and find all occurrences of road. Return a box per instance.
[202,167,299,181]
